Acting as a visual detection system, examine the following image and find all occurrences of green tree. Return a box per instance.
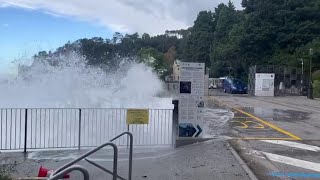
[295,38,320,71]
[184,11,214,67]
[211,2,243,78]
[137,47,170,79]
[33,0,320,82]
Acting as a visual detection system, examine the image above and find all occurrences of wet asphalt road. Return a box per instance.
[212,93,320,180]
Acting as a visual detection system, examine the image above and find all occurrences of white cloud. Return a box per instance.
[0,0,242,35]
[2,23,9,27]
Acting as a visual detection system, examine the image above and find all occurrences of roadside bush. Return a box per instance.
[313,80,320,98]
[0,174,12,180]
[313,70,320,81]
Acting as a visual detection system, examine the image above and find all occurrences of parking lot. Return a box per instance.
[211,94,320,179]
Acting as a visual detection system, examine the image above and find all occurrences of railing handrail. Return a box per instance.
[49,165,90,180]
[108,132,133,180]
[50,132,133,180]
[85,158,126,180]
[51,142,118,180]
[85,131,133,180]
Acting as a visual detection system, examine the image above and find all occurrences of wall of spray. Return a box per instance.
[0,52,173,109]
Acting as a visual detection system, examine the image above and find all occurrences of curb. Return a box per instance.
[227,142,258,180]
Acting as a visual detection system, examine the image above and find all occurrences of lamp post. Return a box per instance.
[300,58,304,95]
[307,48,313,99]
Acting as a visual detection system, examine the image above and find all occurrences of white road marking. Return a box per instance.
[261,140,320,152]
[246,150,266,159]
[261,151,320,172]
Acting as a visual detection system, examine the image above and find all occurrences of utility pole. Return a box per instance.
[308,48,313,99]
[300,58,304,95]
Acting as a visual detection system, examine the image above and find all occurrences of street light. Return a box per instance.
[300,58,304,74]
[299,58,304,95]
[308,48,313,99]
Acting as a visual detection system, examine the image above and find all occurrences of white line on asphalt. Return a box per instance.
[262,151,320,172]
[261,140,320,152]
[246,149,266,159]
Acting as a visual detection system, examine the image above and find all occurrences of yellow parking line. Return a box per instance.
[234,108,301,140]
[211,97,302,140]
[237,137,297,140]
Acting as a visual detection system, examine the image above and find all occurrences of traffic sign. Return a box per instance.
[126,109,149,125]
[179,123,203,137]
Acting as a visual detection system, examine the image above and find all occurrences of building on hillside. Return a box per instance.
[165,30,191,39]
[172,60,181,81]
[164,60,181,96]
[166,32,183,39]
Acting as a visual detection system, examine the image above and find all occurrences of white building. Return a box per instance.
[172,60,181,81]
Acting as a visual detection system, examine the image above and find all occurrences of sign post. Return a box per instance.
[126,109,149,149]
[178,62,205,137]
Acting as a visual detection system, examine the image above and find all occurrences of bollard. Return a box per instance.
[172,100,179,147]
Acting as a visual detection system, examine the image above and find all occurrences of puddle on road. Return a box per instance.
[242,107,310,122]
[203,108,234,139]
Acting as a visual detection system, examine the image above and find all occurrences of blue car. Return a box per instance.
[223,78,247,94]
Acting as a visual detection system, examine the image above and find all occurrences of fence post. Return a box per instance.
[126,125,129,149]
[172,100,179,148]
[78,109,82,150]
[24,109,28,153]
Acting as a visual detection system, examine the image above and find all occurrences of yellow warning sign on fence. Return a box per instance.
[126,109,149,125]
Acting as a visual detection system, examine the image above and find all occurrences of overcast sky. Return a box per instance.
[0,0,241,72]
[0,0,242,34]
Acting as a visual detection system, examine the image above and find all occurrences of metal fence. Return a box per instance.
[248,65,305,96]
[0,108,173,151]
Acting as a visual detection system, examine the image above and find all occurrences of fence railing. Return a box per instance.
[0,108,173,151]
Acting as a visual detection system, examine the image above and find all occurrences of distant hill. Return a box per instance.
[33,0,320,81]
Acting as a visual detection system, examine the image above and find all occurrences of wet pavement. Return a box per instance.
[2,94,320,180]
[0,97,251,180]
[0,140,251,180]
[213,95,320,180]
